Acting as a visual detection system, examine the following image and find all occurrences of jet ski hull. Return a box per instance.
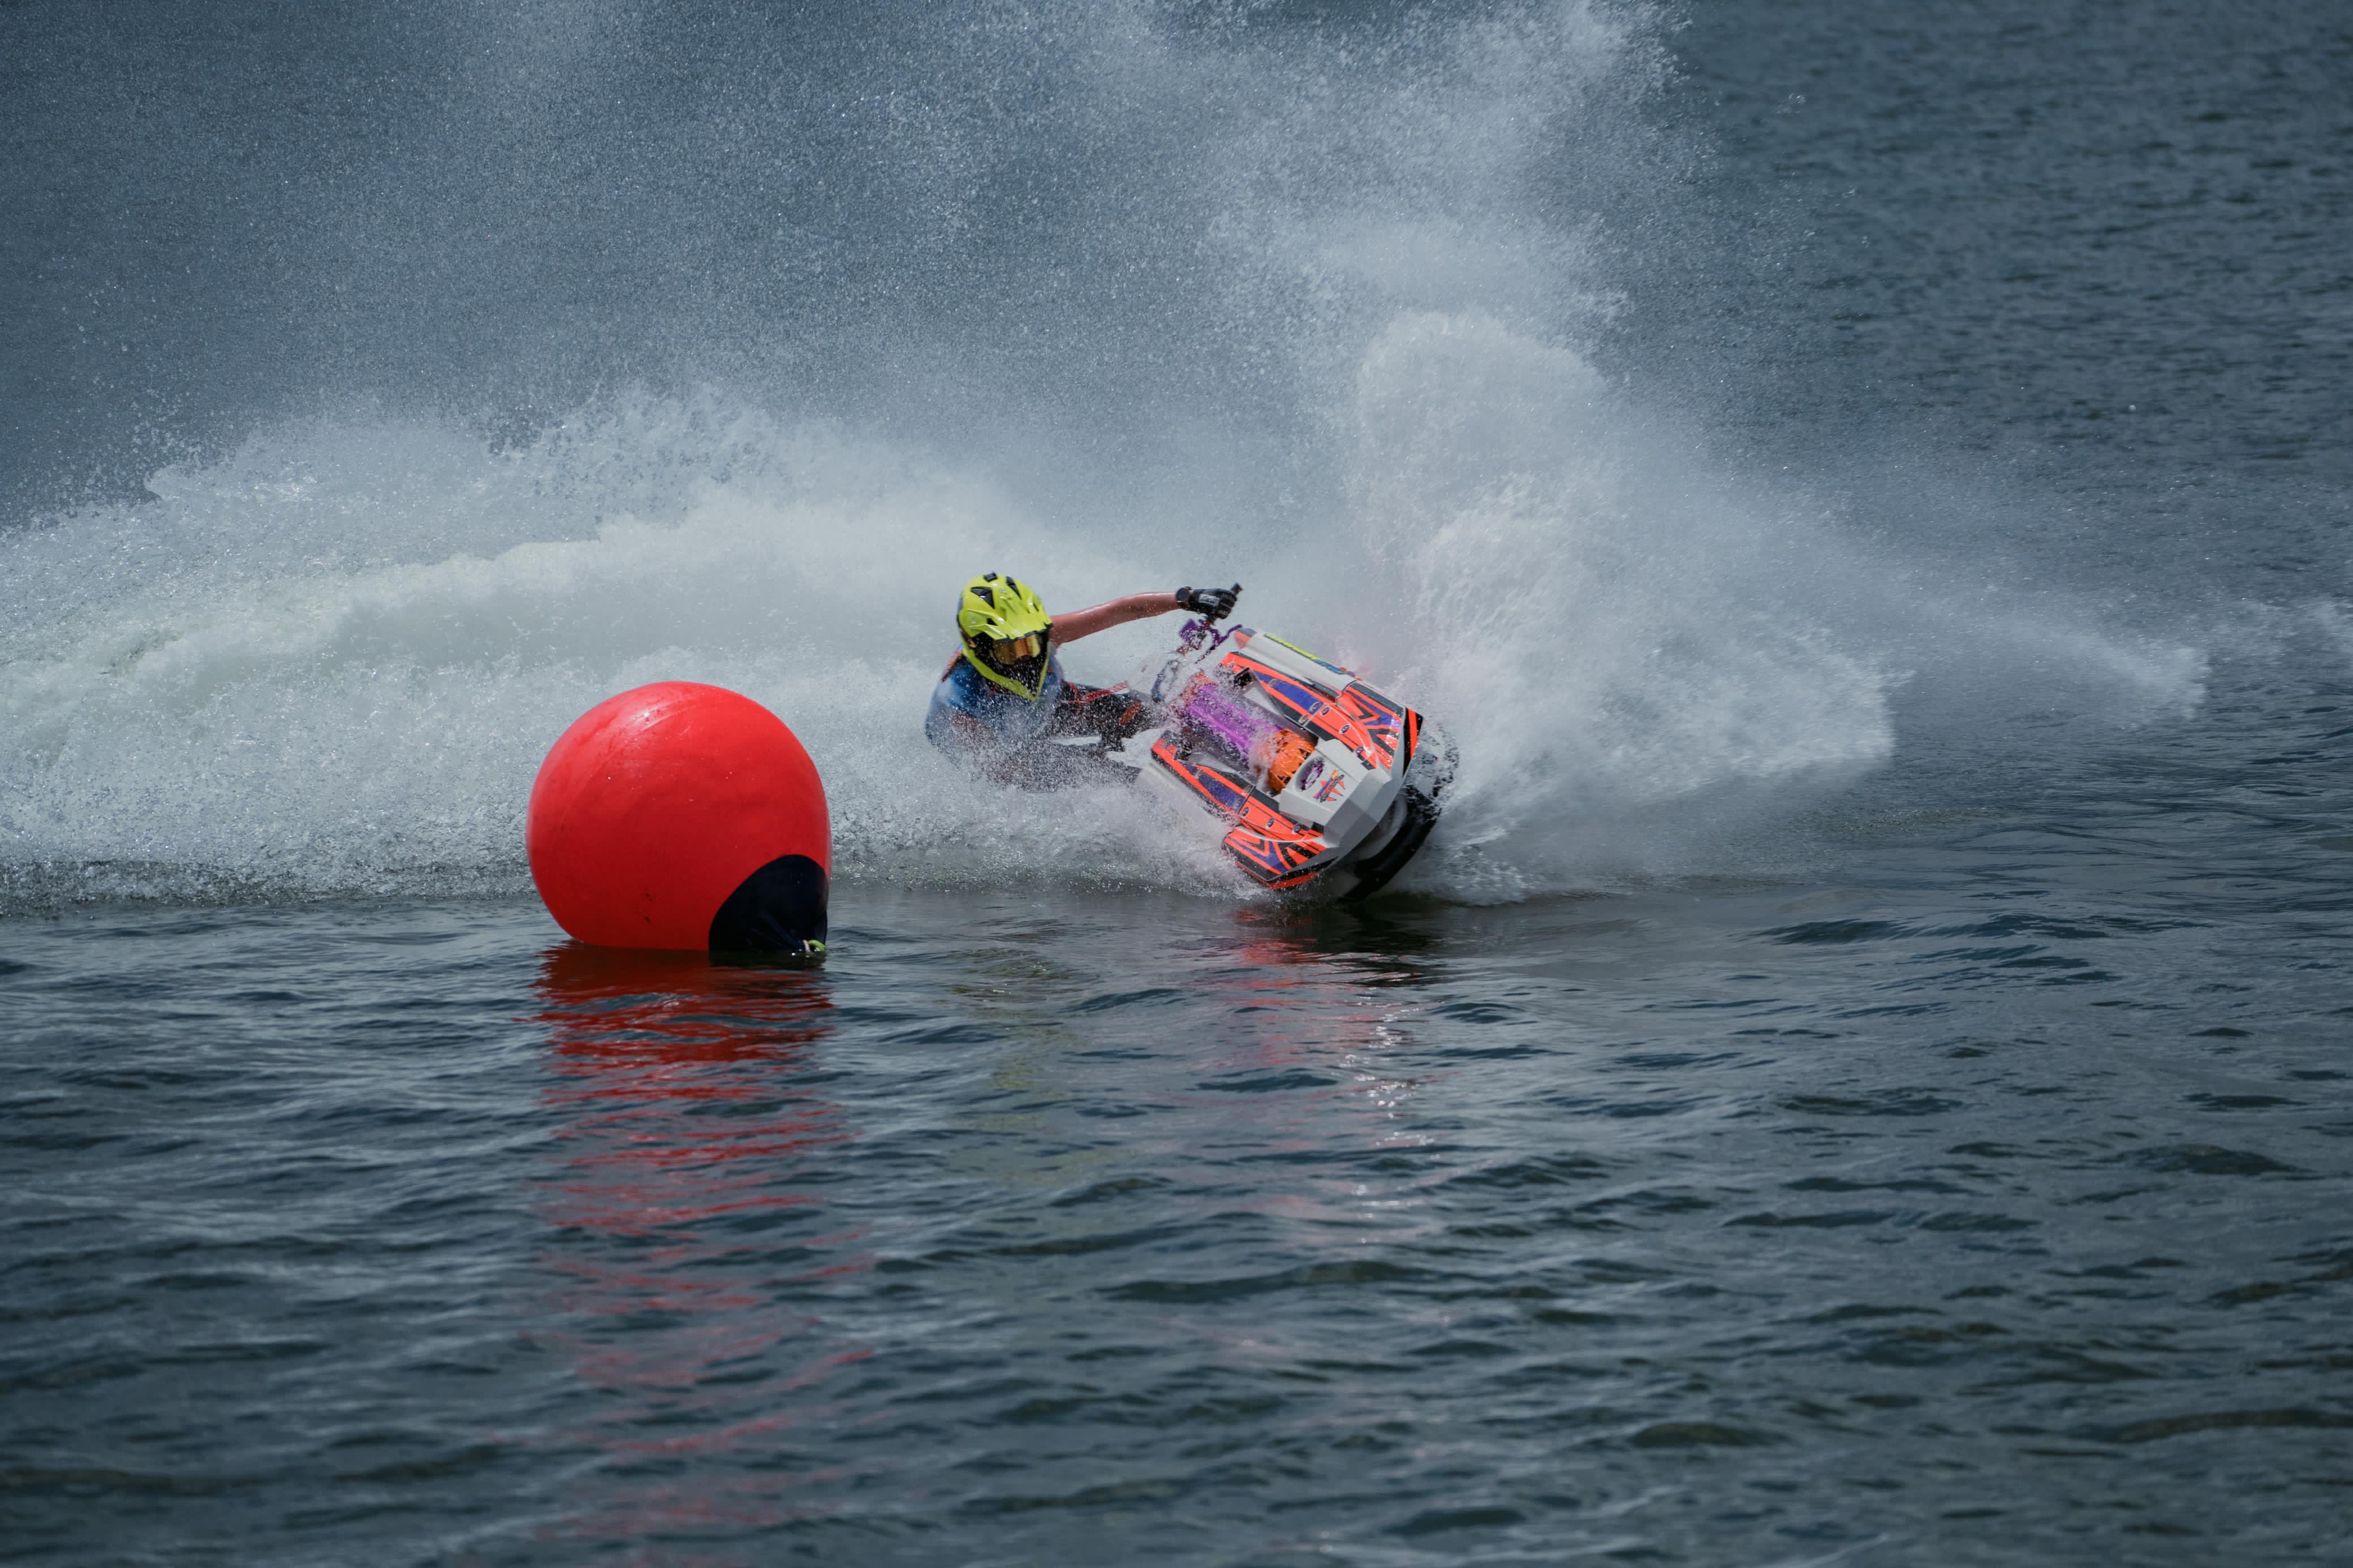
[1097,624,1452,897]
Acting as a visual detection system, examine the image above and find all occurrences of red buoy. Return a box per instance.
[527,683,830,954]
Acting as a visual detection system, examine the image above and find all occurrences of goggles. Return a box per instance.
[989,633,1044,662]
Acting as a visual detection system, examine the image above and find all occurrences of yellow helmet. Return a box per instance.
[956,572,1054,698]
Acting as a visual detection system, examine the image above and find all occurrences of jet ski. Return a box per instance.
[1073,598,1455,900]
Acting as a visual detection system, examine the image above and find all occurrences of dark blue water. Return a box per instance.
[5,2,2352,1563]
[8,869,2352,1563]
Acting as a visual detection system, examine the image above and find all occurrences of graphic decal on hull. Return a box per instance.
[1150,735,1334,888]
[1218,654,1419,774]
[1336,683,1410,770]
[1222,827,1324,889]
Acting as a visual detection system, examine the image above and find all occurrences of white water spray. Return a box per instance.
[0,2,2205,909]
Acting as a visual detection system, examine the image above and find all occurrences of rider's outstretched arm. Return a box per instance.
[1056,585,1238,644]
[1053,591,1182,645]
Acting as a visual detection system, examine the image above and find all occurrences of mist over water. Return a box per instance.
[0,0,2232,908]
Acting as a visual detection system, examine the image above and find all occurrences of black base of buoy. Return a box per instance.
[708,854,829,956]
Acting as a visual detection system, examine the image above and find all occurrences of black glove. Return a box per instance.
[1176,583,1241,622]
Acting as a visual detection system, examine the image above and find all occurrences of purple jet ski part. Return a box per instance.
[1178,680,1283,767]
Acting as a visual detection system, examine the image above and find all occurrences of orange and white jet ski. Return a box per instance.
[1080,593,1454,899]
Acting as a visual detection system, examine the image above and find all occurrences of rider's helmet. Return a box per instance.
[956,572,1054,699]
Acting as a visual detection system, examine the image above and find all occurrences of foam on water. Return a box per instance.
[0,0,2211,909]
[0,372,2205,908]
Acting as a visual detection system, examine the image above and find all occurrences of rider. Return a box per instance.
[927,573,1240,788]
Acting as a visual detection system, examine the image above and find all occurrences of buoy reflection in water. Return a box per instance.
[531,944,869,1548]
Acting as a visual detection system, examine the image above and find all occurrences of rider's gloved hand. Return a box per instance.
[1176,584,1241,622]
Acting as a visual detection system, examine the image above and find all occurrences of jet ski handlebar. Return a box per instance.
[1175,584,1244,651]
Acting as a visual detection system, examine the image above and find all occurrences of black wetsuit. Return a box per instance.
[925,653,1150,791]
